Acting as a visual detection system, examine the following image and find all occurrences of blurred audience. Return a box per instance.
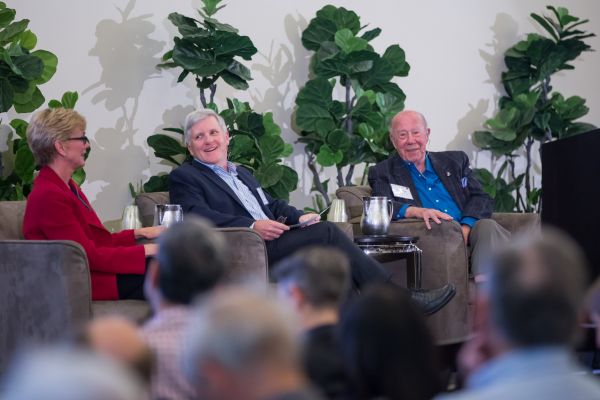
[1,348,145,400]
[340,284,443,400]
[585,276,600,348]
[437,229,600,400]
[141,216,229,400]
[75,316,153,384]
[182,287,324,400]
[274,246,351,399]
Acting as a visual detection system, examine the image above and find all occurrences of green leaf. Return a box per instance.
[318,5,360,33]
[168,12,200,37]
[61,91,78,109]
[212,31,257,60]
[295,103,334,134]
[259,135,285,163]
[9,118,28,139]
[530,13,559,42]
[144,174,169,193]
[18,30,36,50]
[255,163,284,188]
[263,112,281,136]
[14,145,35,183]
[0,19,28,43]
[226,60,252,81]
[316,144,343,166]
[375,92,403,115]
[30,50,58,84]
[334,28,368,54]
[296,77,333,108]
[202,0,224,16]
[382,45,410,76]
[220,69,249,90]
[326,128,351,151]
[12,54,43,80]
[316,41,339,61]
[281,143,293,158]
[228,134,254,161]
[147,134,187,157]
[360,57,394,89]
[0,77,14,112]
[0,7,16,28]
[301,17,337,51]
[13,86,44,113]
[72,167,86,185]
[361,28,381,41]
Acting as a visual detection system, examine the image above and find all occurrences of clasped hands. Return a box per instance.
[405,206,470,244]
[134,226,165,257]
[253,213,320,241]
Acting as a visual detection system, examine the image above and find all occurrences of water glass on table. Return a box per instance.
[154,204,183,227]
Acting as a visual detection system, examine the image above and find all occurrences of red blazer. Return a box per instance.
[23,166,146,300]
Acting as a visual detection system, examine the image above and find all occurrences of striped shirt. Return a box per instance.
[195,159,269,221]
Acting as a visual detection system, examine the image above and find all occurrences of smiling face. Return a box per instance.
[187,116,230,169]
[389,111,430,169]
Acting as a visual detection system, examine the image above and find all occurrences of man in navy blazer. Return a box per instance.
[169,109,455,315]
[369,110,510,279]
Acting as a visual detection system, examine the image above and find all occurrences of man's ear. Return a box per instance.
[289,284,307,309]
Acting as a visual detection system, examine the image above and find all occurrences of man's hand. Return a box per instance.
[143,243,158,257]
[253,220,290,241]
[299,213,320,227]
[457,332,492,384]
[461,224,471,245]
[405,206,453,229]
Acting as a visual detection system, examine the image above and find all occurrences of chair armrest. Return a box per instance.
[216,227,268,284]
[0,240,92,374]
[492,212,540,235]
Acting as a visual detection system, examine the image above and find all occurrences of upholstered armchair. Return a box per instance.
[336,186,540,344]
[135,192,269,283]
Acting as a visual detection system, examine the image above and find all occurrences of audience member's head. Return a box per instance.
[145,216,228,309]
[340,284,442,400]
[479,228,588,349]
[75,316,153,383]
[183,288,306,400]
[274,246,350,326]
[1,348,145,400]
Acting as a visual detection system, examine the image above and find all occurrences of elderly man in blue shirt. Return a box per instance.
[369,110,510,280]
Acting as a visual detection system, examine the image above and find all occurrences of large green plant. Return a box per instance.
[0,92,81,200]
[145,0,297,200]
[293,5,409,205]
[473,6,595,212]
[0,2,57,113]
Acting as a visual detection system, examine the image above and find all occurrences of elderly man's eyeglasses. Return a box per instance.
[65,135,90,144]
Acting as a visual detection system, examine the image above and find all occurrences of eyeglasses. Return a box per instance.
[65,135,90,144]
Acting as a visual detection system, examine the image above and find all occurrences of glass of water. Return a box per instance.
[154,204,183,227]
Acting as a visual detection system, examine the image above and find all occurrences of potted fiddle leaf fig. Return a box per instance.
[0,3,81,200]
[293,5,409,205]
[473,6,596,212]
[145,0,297,200]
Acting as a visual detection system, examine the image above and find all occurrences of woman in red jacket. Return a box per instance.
[23,108,163,300]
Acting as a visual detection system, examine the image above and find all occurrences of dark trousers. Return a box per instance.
[266,221,389,289]
[116,257,152,300]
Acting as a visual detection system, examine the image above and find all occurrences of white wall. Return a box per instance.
[3,0,600,222]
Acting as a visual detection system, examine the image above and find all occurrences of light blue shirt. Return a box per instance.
[436,346,600,400]
[398,155,477,227]
[194,159,269,221]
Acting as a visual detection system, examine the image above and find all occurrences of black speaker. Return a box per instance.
[541,129,600,282]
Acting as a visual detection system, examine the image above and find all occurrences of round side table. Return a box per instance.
[354,235,423,289]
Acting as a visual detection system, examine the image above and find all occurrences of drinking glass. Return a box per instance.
[327,198,348,222]
[154,204,183,227]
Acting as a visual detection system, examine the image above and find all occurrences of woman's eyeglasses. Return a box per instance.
[65,136,90,144]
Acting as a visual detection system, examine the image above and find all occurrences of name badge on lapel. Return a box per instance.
[390,184,413,200]
[256,187,269,205]
[461,177,468,188]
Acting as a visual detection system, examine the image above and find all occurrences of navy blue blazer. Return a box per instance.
[169,161,304,227]
[368,151,493,221]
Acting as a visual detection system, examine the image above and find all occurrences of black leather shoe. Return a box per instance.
[410,284,456,316]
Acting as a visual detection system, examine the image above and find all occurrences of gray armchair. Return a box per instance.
[135,192,269,283]
[336,186,540,344]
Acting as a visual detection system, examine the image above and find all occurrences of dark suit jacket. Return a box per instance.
[368,151,493,221]
[23,166,145,300]
[169,161,304,227]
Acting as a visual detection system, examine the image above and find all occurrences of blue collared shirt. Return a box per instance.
[397,155,477,227]
[194,159,269,221]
